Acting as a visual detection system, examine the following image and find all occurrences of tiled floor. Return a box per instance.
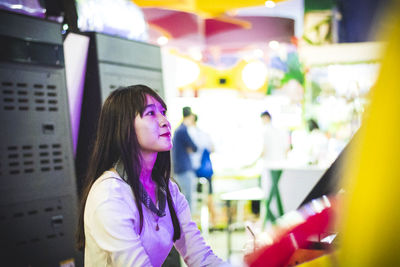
[179,229,249,267]
[207,229,249,266]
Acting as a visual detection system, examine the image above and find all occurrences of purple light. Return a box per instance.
[0,0,45,18]
[64,33,90,156]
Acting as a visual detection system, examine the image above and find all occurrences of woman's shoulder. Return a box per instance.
[88,170,132,203]
[85,171,138,230]
[168,179,188,209]
[94,169,126,186]
[169,179,185,200]
[168,180,180,196]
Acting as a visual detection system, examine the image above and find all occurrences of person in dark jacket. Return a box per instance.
[172,106,197,211]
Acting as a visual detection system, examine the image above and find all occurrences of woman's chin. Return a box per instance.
[160,144,172,151]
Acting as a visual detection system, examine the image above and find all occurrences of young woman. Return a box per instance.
[76,85,228,266]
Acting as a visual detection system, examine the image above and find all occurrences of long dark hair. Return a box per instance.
[76,85,181,250]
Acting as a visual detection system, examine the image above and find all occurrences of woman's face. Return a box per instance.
[134,95,172,155]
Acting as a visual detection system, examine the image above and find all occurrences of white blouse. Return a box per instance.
[84,170,227,267]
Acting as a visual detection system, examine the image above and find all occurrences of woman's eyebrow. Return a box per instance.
[143,104,156,110]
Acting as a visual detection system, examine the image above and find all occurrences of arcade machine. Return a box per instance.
[0,10,82,266]
[244,137,353,266]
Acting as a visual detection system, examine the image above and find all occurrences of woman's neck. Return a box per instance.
[139,152,158,203]
[139,152,156,182]
[140,166,153,185]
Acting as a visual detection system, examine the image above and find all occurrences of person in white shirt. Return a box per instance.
[188,114,217,226]
[259,110,290,224]
[260,111,289,166]
[76,85,229,267]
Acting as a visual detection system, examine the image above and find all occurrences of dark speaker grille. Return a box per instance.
[4,143,64,176]
[0,197,67,249]
[1,81,59,112]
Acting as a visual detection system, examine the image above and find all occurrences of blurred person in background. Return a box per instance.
[259,110,290,225]
[306,118,329,166]
[172,107,198,212]
[188,113,217,227]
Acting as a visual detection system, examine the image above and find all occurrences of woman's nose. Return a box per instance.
[159,114,169,127]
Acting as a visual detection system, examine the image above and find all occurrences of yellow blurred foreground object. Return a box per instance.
[298,252,338,267]
[339,3,400,266]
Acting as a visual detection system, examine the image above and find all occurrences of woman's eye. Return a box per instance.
[146,111,155,116]
[161,110,167,116]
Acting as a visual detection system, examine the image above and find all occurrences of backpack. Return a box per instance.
[195,149,213,179]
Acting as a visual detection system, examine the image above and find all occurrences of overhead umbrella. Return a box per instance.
[142,8,251,39]
[133,0,286,17]
[142,8,294,54]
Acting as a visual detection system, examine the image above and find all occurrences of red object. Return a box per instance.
[144,9,198,38]
[291,36,299,47]
[205,17,249,36]
[245,201,334,267]
[142,8,245,39]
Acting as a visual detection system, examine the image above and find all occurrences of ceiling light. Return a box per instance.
[242,60,268,91]
[265,0,276,8]
[189,49,203,61]
[157,36,169,46]
[175,57,200,87]
[269,40,280,50]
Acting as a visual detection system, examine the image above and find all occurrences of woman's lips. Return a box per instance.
[160,132,171,137]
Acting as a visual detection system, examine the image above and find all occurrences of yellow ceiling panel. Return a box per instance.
[132,0,285,17]
[133,0,195,14]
